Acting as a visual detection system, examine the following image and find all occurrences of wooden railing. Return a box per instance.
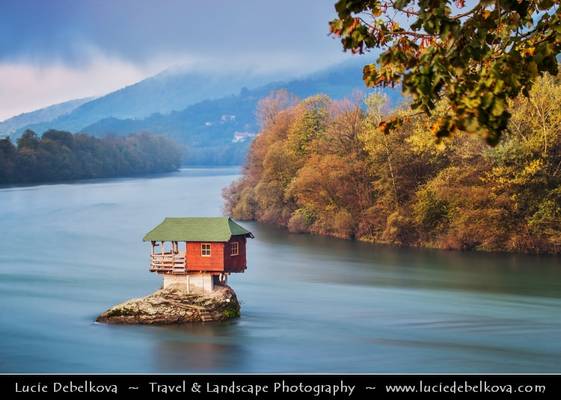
[150,253,186,273]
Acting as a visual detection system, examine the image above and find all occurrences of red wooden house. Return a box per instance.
[143,217,254,293]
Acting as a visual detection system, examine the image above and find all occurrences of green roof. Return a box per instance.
[143,217,254,242]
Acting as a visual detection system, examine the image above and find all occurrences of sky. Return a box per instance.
[0,0,349,121]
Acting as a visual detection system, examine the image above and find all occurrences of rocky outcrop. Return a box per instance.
[96,285,240,324]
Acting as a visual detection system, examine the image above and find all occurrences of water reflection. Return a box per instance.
[152,322,246,372]
[250,222,561,298]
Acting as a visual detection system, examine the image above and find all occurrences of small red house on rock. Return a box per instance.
[143,217,254,293]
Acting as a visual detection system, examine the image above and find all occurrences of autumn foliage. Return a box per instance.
[329,0,561,144]
[224,76,561,254]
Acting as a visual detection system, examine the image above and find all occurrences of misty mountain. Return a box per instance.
[81,60,401,164]
[11,59,401,165]
[11,67,284,138]
[0,97,93,137]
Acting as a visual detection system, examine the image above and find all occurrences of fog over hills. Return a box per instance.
[82,60,400,164]
[7,59,401,165]
[9,67,284,138]
[0,97,93,137]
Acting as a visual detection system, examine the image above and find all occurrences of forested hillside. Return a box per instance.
[80,60,400,165]
[7,68,279,138]
[0,97,93,137]
[0,130,182,184]
[224,75,561,254]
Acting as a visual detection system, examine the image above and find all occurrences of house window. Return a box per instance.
[201,243,211,257]
[231,242,239,256]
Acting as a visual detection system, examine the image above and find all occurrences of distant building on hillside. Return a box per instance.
[232,131,257,143]
[220,114,236,122]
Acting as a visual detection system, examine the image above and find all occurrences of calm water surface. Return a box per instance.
[0,168,560,372]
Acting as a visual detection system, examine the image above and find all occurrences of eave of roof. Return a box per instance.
[143,217,254,242]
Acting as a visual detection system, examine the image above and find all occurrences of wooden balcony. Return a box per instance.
[149,253,186,273]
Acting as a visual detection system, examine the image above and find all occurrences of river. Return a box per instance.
[0,168,560,372]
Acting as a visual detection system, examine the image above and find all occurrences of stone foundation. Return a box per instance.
[163,273,215,293]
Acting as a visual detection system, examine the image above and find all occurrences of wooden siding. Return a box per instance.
[149,237,248,274]
[223,236,247,273]
[186,242,225,272]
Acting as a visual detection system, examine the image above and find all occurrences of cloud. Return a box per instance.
[0,52,172,121]
[0,46,352,121]
[0,0,351,120]
[0,0,341,66]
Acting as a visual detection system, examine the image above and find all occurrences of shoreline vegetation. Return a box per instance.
[224,76,561,255]
[0,130,182,184]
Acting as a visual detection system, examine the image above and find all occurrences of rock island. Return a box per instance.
[97,217,253,324]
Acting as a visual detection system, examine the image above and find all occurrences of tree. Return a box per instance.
[256,89,298,129]
[286,95,331,157]
[0,130,182,184]
[0,137,17,182]
[329,0,561,144]
[287,154,369,237]
[17,130,40,149]
[226,77,561,253]
[42,129,74,149]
